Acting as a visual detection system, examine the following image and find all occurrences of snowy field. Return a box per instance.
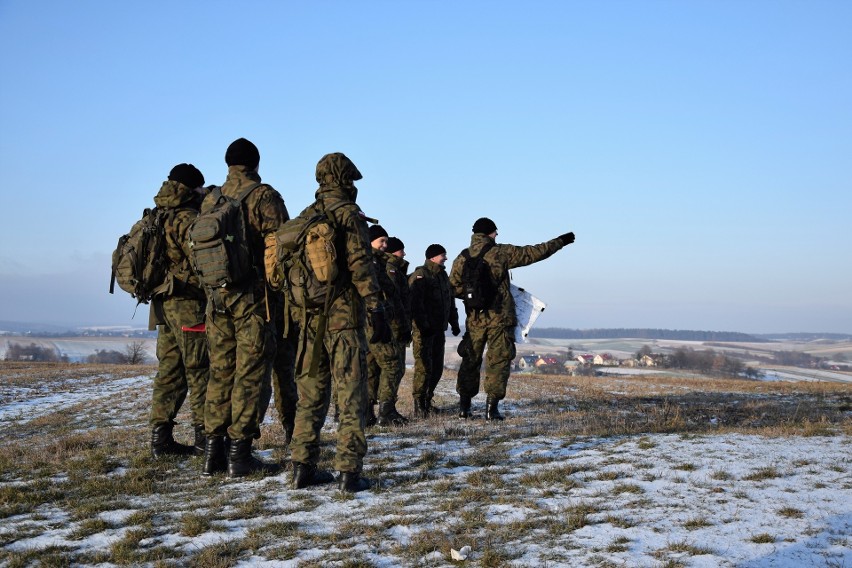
[0,363,850,567]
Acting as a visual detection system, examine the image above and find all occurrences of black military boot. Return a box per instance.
[485,396,504,422]
[458,396,472,419]
[202,435,227,476]
[227,438,281,478]
[413,396,428,419]
[365,402,377,427]
[193,425,206,457]
[151,423,195,458]
[377,401,408,426]
[338,471,371,493]
[292,462,335,489]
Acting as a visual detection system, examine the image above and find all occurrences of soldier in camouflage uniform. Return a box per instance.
[149,164,210,458]
[290,152,392,493]
[449,218,574,420]
[409,244,460,418]
[201,138,288,478]
[365,226,409,427]
[385,236,412,399]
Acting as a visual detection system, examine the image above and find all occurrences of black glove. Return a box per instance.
[451,324,461,336]
[558,232,575,245]
[369,306,393,344]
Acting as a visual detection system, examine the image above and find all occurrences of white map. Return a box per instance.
[510,283,546,343]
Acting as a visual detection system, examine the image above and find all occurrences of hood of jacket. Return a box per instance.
[315,152,361,201]
[154,179,202,210]
[467,233,496,256]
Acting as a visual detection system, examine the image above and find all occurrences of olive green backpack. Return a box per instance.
[109,207,170,305]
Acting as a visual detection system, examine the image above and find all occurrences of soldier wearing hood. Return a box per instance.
[149,163,210,458]
[289,152,392,493]
[449,218,574,421]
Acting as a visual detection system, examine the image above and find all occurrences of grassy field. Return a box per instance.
[1,361,850,567]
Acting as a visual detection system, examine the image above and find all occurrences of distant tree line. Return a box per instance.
[3,342,68,362]
[530,328,767,342]
[86,341,150,365]
[755,332,852,341]
[3,341,150,365]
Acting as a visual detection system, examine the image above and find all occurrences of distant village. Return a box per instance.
[513,350,660,376]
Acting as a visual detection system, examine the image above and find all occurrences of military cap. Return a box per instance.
[368,224,389,241]
[386,237,404,254]
[225,138,260,170]
[425,244,446,259]
[472,217,498,235]
[168,163,205,189]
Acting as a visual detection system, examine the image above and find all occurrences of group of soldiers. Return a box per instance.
[145,137,575,493]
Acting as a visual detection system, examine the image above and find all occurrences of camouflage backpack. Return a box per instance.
[188,183,260,291]
[272,200,352,311]
[110,207,170,305]
[460,242,497,310]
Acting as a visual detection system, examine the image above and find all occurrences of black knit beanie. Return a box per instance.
[225,138,260,170]
[168,163,205,189]
[472,217,497,234]
[368,224,389,241]
[386,237,404,254]
[425,244,446,259]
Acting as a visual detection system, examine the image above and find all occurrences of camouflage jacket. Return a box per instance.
[205,165,289,288]
[449,233,564,328]
[152,179,205,300]
[295,185,382,330]
[410,259,459,335]
[371,249,409,338]
[386,254,411,339]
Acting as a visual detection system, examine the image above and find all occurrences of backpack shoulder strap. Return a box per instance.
[478,242,495,260]
[236,182,263,203]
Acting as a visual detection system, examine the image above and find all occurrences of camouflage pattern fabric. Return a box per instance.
[258,297,298,431]
[203,166,289,441]
[366,249,404,404]
[291,291,369,472]
[386,253,411,391]
[409,260,459,400]
[366,337,402,404]
[410,327,445,401]
[149,180,209,428]
[410,260,459,335]
[383,251,411,341]
[455,324,516,401]
[290,155,384,473]
[150,297,209,427]
[449,233,565,400]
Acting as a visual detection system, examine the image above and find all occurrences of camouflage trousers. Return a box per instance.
[259,303,298,431]
[204,289,275,441]
[456,325,516,401]
[150,296,209,428]
[291,316,368,473]
[411,327,446,401]
[366,338,403,404]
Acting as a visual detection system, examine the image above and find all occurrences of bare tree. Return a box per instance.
[124,341,150,365]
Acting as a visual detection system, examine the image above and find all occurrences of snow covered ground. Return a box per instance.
[0,367,849,567]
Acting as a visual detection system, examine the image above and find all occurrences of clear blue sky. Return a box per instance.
[1,1,850,334]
